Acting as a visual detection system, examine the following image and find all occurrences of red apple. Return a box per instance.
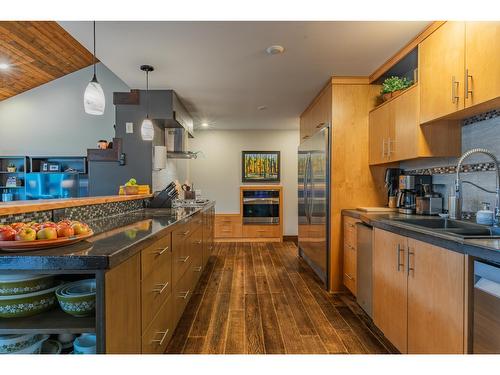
[36,227,58,240]
[29,223,42,232]
[0,227,17,241]
[58,219,73,226]
[10,222,27,232]
[15,227,37,241]
[41,221,57,229]
[57,224,74,238]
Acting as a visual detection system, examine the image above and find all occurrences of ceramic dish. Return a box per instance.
[0,334,38,354]
[41,339,62,354]
[0,274,54,296]
[56,280,96,317]
[73,334,96,354]
[0,230,93,252]
[5,334,49,354]
[0,282,61,318]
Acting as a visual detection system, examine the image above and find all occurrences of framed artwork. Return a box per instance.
[242,151,281,183]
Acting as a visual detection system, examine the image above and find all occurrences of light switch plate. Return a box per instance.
[126,122,134,133]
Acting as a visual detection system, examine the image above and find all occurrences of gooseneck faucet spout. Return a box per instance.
[455,148,500,225]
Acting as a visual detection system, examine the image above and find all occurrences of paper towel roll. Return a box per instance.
[153,146,167,170]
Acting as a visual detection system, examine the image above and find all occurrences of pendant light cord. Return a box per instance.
[92,21,96,79]
[146,70,150,119]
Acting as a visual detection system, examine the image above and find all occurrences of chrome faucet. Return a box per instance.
[455,148,500,225]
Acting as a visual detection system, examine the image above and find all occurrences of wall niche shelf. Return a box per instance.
[87,138,123,162]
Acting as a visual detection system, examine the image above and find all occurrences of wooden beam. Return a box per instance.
[369,21,446,83]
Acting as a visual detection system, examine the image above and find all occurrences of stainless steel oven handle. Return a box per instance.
[243,198,279,205]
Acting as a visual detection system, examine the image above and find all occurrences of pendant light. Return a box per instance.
[84,21,105,115]
[140,65,155,141]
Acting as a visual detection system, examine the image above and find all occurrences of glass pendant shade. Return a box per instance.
[141,118,154,141]
[84,76,105,115]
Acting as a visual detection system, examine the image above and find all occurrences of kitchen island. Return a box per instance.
[0,195,215,354]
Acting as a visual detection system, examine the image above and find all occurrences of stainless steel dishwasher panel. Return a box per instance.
[356,222,373,318]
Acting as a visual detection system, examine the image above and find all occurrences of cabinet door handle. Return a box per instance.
[193,266,202,272]
[155,246,169,256]
[387,138,395,157]
[344,273,354,281]
[178,290,190,299]
[181,230,190,236]
[397,244,405,272]
[178,255,190,263]
[407,248,415,275]
[152,329,170,345]
[451,76,460,103]
[194,240,202,244]
[152,282,169,294]
[465,69,473,99]
[382,138,387,158]
[316,122,325,129]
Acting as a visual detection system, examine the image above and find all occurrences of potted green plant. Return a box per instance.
[381,76,413,101]
[6,163,16,173]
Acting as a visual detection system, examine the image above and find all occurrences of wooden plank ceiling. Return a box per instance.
[0,21,94,101]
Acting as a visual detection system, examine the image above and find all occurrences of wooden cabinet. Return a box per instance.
[343,216,359,295]
[369,85,461,165]
[464,22,500,108]
[420,21,500,124]
[419,21,465,123]
[373,229,408,353]
[141,295,174,354]
[300,84,332,143]
[214,214,242,238]
[407,238,465,354]
[373,228,465,354]
[202,206,215,267]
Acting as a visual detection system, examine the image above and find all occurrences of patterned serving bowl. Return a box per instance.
[56,279,96,317]
[0,283,61,318]
[0,274,54,296]
[0,334,49,354]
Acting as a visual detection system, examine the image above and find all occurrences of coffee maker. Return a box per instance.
[384,168,402,207]
[397,175,432,214]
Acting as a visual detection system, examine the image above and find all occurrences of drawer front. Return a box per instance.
[141,295,174,354]
[141,232,172,281]
[173,266,196,325]
[190,213,203,234]
[190,232,204,285]
[242,225,280,238]
[344,217,359,248]
[172,222,193,284]
[343,243,357,295]
[215,215,242,238]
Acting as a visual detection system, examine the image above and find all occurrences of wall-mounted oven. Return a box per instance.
[242,190,280,224]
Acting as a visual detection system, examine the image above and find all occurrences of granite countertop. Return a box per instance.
[0,203,214,271]
[343,209,500,264]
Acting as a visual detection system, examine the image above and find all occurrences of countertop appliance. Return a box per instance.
[356,222,373,317]
[298,124,330,287]
[416,184,443,215]
[396,175,432,214]
[473,260,500,353]
[242,190,280,224]
[385,168,402,206]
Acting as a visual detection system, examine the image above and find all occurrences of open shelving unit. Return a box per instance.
[0,156,29,201]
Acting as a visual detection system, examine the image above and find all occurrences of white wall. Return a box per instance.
[0,63,129,156]
[189,130,299,235]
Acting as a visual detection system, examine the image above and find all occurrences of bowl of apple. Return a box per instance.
[0,220,93,252]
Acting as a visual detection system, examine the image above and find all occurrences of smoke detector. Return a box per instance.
[265,45,285,55]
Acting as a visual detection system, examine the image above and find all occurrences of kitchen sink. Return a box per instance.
[391,217,500,239]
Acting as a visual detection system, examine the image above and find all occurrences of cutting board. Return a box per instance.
[356,207,397,212]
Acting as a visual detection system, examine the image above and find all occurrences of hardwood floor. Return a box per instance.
[166,241,394,354]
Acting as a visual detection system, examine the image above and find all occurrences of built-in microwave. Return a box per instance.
[242,190,280,225]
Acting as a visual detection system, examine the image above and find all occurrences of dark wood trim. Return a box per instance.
[113,89,140,105]
[283,235,298,244]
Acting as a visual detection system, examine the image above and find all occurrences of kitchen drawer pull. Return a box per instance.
[178,290,190,299]
[257,230,269,232]
[152,329,170,346]
[316,122,325,129]
[194,266,202,272]
[180,230,190,236]
[397,244,404,272]
[344,273,354,281]
[194,240,202,244]
[155,246,169,256]
[152,282,169,294]
[197,220,202,224]
[407,248,415,275]
[178,255,190,263]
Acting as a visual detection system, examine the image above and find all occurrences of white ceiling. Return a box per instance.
[59,21,430,130]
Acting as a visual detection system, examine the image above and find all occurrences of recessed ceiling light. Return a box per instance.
[265,45,285,55]
[201,122,209,128]
[257,105,268,111]
[0,63,9,70]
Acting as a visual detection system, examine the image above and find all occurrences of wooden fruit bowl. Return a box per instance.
[0,230,94,252]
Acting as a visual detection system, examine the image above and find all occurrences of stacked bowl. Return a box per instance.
[0,274,58,318]
[56,279,96,317]
[0,334,49,354]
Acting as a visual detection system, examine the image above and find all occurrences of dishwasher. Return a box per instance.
[356,222,373,318]
[473,260,500,353]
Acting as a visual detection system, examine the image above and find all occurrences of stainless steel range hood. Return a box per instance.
[162,91,194,138]
[165,128,199,159]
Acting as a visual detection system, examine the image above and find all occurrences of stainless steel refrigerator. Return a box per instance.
[298,125,330,287]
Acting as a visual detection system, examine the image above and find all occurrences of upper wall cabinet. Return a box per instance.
[300,86,332,142]
[368,85,461,165]
[420,21,500,124]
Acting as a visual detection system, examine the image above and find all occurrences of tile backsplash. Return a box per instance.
[400,110,500,214]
